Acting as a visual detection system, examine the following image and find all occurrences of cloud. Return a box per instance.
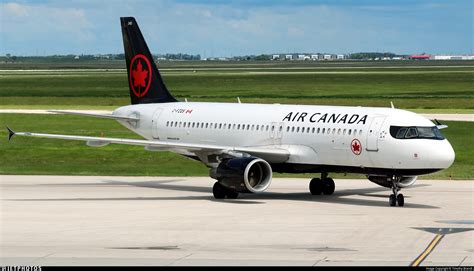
[3,2,29,17]
[1,2,94,54]
[0,0,472,55]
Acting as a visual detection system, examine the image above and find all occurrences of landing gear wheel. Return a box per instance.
[389,194,396,207]
[213,182,227,199]
[397,194,404,207]
[322,178,335,195]
[226,189,239,199]
[213,182,239,199]
[309,178,323,195]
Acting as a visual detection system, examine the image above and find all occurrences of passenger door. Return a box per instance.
[151,108,163,139]
[366,115,386,151]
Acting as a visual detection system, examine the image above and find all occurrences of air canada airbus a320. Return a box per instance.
[7,17,455,207]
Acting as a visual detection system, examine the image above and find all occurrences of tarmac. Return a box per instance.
[0,175,472,266]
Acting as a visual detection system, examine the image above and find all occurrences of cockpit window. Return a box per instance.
[390,126,445,140]
[417,127,437,139]
[395,127,407,138]
[405,127,418,138]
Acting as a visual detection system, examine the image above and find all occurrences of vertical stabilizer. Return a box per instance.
[120,17,177,104]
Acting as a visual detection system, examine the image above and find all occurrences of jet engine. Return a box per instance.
[210,157,272,193]
[368,176,417,188]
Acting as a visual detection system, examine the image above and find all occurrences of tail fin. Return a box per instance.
[120,17,177,104]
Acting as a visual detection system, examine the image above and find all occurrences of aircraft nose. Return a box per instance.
[430,140,455,169]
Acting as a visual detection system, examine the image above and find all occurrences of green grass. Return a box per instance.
[0,114,208,176]
[0,64,473,110]
[0,61,472,178]
[0,114,472,179]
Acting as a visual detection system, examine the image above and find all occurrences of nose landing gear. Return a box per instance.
[389,176,404,207]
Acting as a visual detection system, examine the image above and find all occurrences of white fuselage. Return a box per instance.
[113,102,455,176]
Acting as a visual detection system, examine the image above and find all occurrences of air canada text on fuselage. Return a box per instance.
[282,112,368,125]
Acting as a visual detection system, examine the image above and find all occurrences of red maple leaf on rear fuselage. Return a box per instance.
[132,60,148,88]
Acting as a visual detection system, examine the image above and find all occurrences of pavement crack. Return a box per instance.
[459,256,467,266]
[169,253,193,266]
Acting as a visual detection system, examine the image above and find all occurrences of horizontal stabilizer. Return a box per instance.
[6,126,15,141]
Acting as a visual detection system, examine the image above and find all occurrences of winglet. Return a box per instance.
[6,126,15,141]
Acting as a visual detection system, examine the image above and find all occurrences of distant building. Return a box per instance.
[432,55,474,60]
[272,54,280,60]
[311,54,319,60]
[410,54,430,60]
[74,55,80,60]
[432,55,451,60]
[337,54,345,60]
[285,54,293,60]
[297,54,310,60]
[323,54,332,60]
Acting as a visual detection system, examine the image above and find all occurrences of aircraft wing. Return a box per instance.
[48,110,139,121]
[6,127,290,163]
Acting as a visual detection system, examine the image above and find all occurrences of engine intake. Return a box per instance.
[210,157,272,193]
[368,176,417,188]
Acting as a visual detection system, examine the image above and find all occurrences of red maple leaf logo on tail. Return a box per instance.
[129,54,152,98]
[132,60,148,88]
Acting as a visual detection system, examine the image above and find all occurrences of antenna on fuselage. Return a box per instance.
[237,97,241,103]
[390,101,395,109]
[434,119,448,129]
[185,98,188,103]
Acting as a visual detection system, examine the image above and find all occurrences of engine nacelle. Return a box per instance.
[210,157,272,193]
[368,176,418,188]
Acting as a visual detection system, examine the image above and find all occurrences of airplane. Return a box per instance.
[6,17,455,207]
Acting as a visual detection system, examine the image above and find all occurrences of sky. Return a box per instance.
[0,0,472,56]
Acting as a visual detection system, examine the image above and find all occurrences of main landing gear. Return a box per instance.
[389,176,404,207]
[309,173,335,195]
[212,182,239,199]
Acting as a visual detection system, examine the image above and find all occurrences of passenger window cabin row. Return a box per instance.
[165,121,364,137]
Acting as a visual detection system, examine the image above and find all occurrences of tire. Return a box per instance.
[309,178,322,195]
[226,189,239,199]
[397,194,404,207]
[389,194,396,207]
[213,182,227,199]
[322,178,335,195]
